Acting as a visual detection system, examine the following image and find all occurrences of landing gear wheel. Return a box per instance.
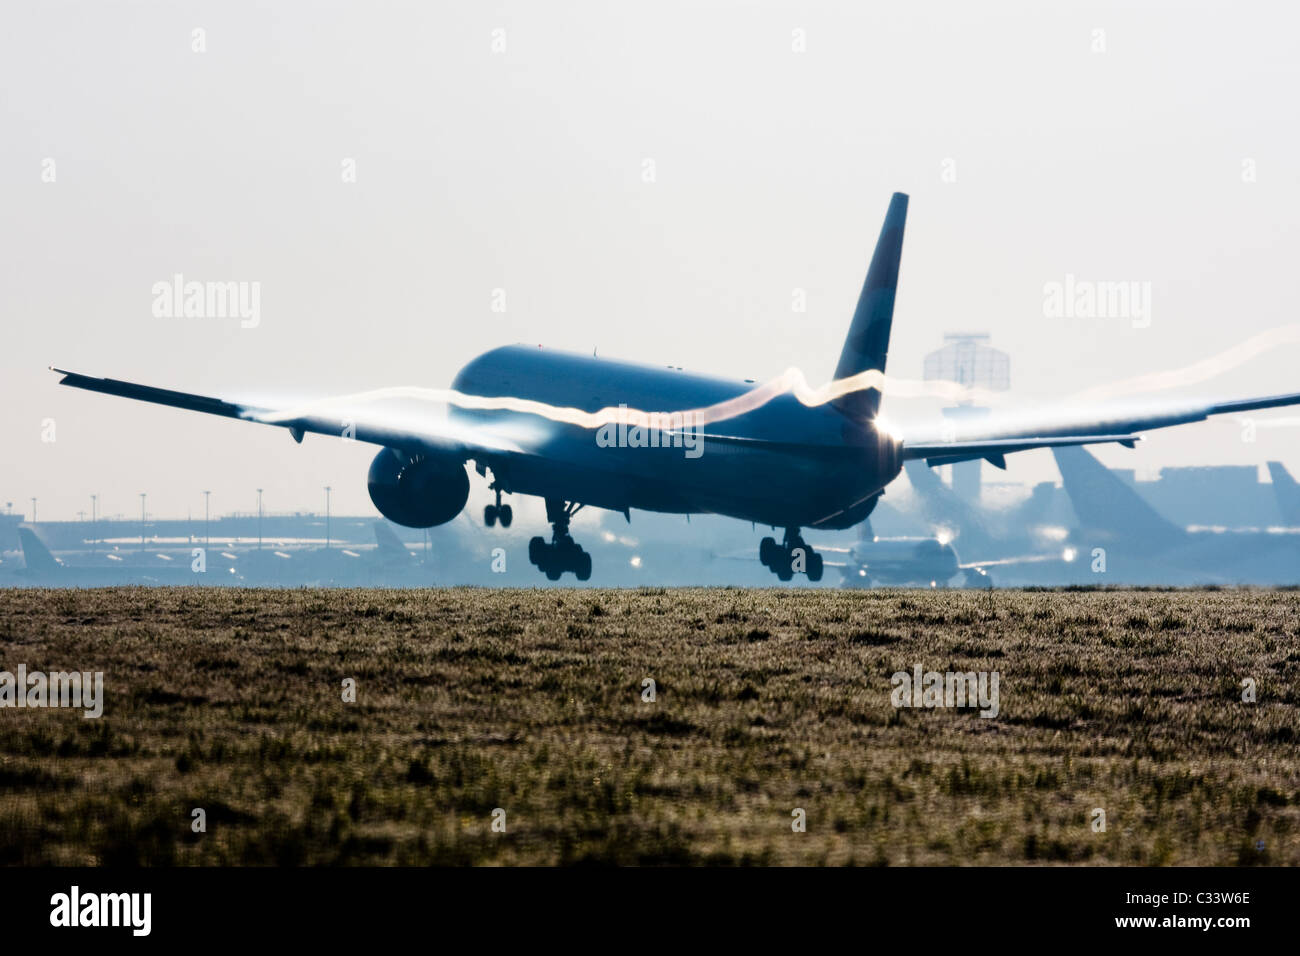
[760,527,823,582]
[497,504,513,528]
[484,505,497,527]
[528,499,594,580]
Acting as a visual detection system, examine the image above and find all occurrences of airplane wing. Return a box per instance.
[902,435,1139,469]
[898,391,1300,468]
[50,368,537,459]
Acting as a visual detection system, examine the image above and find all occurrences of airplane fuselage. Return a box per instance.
[450,345,900,530]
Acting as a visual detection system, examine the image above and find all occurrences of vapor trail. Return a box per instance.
[257,323,1300,432]
[1067,323,1300,404]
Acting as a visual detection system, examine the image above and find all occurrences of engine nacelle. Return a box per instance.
[367,447,469,528]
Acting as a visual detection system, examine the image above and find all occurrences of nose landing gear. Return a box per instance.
[528,499,592,581]
[759,527,824,582]
[484,486,513,528]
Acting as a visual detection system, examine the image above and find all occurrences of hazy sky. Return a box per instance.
[4,1,1299,522]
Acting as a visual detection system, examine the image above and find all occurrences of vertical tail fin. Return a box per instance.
[373,521,413,561]
[1267,461,1300,525]
[18,527,61,572]
[1051,446,1184,553]
[832,191,909,420]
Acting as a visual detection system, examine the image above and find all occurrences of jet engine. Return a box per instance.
[367,447,469,528]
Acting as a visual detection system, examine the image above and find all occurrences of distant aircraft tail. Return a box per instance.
[373,521,413,561]
[1051,446,1185,553]
[18,527,61,572]
[902,459,1000,556]
[1267,461,1300,525]
[832,192,908,420]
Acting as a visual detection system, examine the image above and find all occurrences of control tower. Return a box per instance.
[922,333,1011,501]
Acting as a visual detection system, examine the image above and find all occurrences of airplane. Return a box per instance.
[9,526,216,585]
[4,518,431,587]
[900,459,1082,584]
[713,518,963,586]
[51,192,1300,581]
[1052,446,1300,584]
[815,515,1067,588]
[813,520,962,588]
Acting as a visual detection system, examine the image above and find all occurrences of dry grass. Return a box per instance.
[1,586,1297,865]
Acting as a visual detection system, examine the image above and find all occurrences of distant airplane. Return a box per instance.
[1053,446,1300,584]
[815,520,963,587]
[6,519,431,588]
[12,526,211,585]
[53,193,1300,580]
[814,516,1065,588]
[900,460,1079,584]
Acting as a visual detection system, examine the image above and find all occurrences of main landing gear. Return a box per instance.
[759,527,824,582]
[484,486,513,528]
[529,499,592,581]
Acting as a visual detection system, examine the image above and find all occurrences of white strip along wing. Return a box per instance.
[898,391,1300,468]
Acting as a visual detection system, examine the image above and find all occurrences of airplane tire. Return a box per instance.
[575,550,592,581]
[807,553,824,582]
[545,564,562,581]
[498,504,513,528]
[759,537,778,567]
[775,558,794,582]
[528,536,546,566]
[484,505,497,527]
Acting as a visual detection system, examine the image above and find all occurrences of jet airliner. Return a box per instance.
[53,193,1300,580]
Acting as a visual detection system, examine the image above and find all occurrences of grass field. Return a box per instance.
[1,587,1297,866]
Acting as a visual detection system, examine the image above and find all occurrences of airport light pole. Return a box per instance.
[324,486,331,550]
[203,490,211,551]
[90,494,97,552]
[257,489,263,550]
[139,493,146,550]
